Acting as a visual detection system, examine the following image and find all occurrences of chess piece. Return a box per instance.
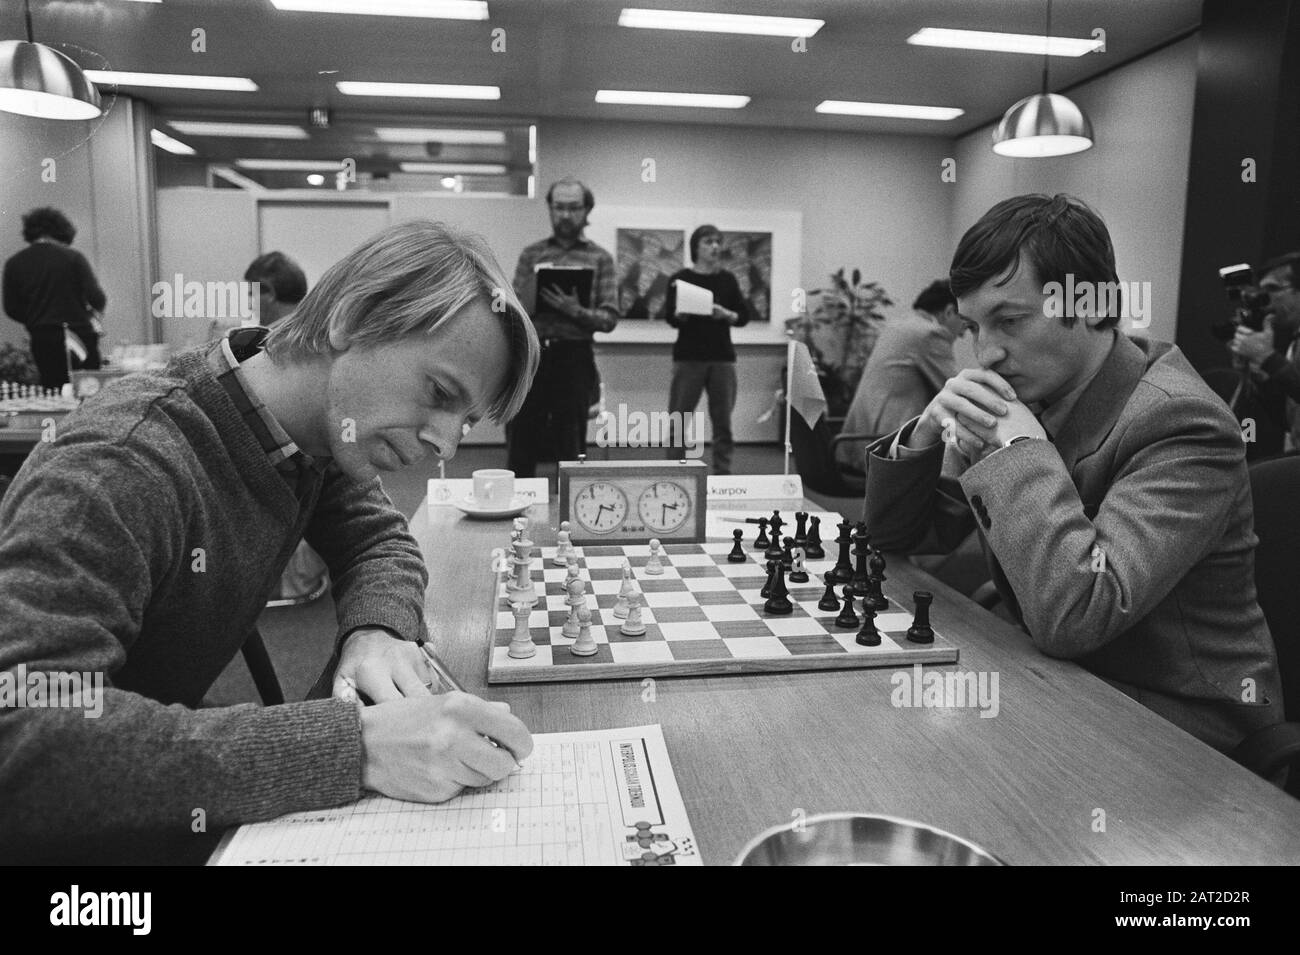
[511,516,528,544]
[817,572,840,612]
[760,559,777,599]
[804,516,824,560]
[553,520,575,565]
[507,601,536,659]
[832,520,854,583]
[571,604,598,656]
[620,593,647,636]
[855,604,881,646]
[645,538,664,575]
[864,570,888,613]
[765,512,785,561]
[850,528,870,597]
[505,538,537,606]
[789,546,809,584]
[780,536,794,571]
[763,561,793,615]
[728,528,747,563]
[613,561,637,619]
[907,591,935,644]
[562,575,586,639]
[834,588,859,628]
[793,511,808,550]
[754,517,770,550]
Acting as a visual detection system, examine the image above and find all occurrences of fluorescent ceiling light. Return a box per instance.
[86,70,258,92]
[400,162,508,174]
[618,8,823,37]
[306,173,326,185]
[150,129,196,155]
[372,127,505,144]
[815,100,963,121]
[168,121,309,139]
[271,0,488,18]
[336,81,499,100]
[908,28,1103,57]
[235,158,342,171]
[212,166,265,191]
[595,89,749,109]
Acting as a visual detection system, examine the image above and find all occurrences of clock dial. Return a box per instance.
[638,481,691,533]
[573,482,629,535]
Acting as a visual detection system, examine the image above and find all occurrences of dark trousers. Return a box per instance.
[507,340,596,478]
[667,360,738,474]
[29,325,100,389]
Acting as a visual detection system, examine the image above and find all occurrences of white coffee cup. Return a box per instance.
[472,468,515,508]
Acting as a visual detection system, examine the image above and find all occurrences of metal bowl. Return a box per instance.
[734,812,1005,866]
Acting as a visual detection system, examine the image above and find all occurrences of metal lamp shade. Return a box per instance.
[992,92,1093,157]
[0,40,102,120]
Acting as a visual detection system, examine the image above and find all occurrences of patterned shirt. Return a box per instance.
[512,234,619,342]
[206,326,326,499]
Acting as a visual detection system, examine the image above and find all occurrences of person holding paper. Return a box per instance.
[508,178,620,478]
[659,225,751,474]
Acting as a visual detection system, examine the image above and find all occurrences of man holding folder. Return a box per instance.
[508,178,620,477]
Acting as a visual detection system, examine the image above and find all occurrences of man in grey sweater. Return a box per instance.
[0,220,540,862]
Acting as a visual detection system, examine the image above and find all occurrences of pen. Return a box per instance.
[415,636,463,692]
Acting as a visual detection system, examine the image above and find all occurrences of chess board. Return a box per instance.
[486,541,958,684]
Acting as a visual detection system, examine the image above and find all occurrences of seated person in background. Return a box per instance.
[863,194,1283,753]
[207,250,309,340]
[0,220,540,861]
[837,279,963,472]
[1228,250,1300,452]
[660,225,750,474]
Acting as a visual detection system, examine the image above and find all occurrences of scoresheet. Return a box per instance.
[209,724,702,866]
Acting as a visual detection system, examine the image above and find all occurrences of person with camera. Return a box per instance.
[1227,252,1300,453]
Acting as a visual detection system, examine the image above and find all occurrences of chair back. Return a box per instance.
[1249,454,1300,721]
[788,412,863,497]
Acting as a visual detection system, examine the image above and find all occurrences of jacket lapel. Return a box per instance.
[1049,333,1149,474]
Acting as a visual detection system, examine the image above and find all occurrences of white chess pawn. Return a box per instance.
[620,593,647,636]
[561,574,586,639]
[507,601,536,659]
[613,561,637,619]
[553,520,576,566]
[645,538,664,575]
[571,604,597,657]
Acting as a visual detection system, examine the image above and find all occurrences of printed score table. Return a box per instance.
[414,495,1300,866]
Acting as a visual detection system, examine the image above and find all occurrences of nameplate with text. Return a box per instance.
[426,477,550,508]
[706,475,804,505]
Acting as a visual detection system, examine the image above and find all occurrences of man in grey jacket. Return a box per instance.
[863,195,1282,752]
[0,220,539,861]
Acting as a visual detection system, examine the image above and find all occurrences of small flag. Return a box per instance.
[64,327,88,363]
[786,340,827,428]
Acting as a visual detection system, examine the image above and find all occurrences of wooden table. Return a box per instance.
[413,495,1300,865]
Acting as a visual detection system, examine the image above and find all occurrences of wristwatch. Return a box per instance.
[1002,435,1037,449]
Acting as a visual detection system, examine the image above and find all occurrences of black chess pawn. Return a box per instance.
[832,521,854,583]
[834,587,859,628]
[869,549,887,584]
[789,546,809,584]
[763,561,793,615]
[754,517,770,550]
[765,511,785,561]
[728,528,747,563]
[906,591,935,644]
[817,571,840,612]
[855,604,881,646]
[781,536,795,571]
[864,570,889,613]
[804,516,824,560]
[760,560,777,599]
[793,511,809,549]
[850,529,871,596]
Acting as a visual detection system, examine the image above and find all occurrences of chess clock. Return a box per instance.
[558,459,708,545]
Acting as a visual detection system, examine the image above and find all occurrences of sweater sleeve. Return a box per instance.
[661,271,682,327]
[3,256,25,324]
[74,250,107,314]
[723,271,751,328]
[304,465,429,651]
[0,445,362,857]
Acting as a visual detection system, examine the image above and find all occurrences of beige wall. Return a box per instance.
[0,96,157,354]
[950,36,1198,346]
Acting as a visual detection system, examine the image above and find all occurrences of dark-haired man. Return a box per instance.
[864,194,1282,752]
[508,178,620,477]
[3,207,106,388]
[1228,250,1300,451]
[246,250,308,326]
[837,279,963,471]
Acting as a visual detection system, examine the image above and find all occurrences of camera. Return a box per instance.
[1212,263,1272,339]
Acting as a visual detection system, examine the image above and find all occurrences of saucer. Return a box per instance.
[453,494,533,520]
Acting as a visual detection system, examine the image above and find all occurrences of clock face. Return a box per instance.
[637,481,691,534]
[572,481,629,535]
